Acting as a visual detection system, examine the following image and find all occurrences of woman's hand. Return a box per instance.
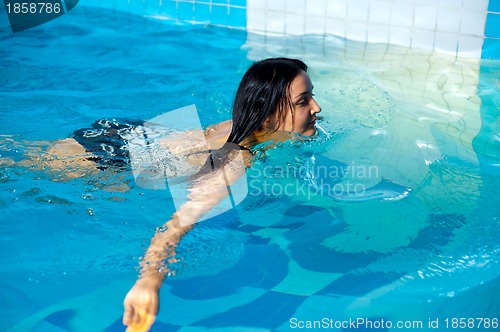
[123,278,161,332]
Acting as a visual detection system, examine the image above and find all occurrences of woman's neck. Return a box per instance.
[205,120,297,151]
[240,130,297,150]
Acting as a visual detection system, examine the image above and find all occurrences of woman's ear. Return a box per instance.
[262,115,275,130]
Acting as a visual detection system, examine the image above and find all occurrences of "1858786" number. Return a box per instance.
[6,2,61,14]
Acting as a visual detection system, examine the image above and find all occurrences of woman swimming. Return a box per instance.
[0,57,320,331]
[121,57,321,331]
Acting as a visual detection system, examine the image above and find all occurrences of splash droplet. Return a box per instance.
[82,194,96,200]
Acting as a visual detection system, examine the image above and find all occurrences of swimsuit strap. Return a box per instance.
[238,145,252,153]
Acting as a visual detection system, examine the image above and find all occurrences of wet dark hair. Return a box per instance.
[227,57,308,145]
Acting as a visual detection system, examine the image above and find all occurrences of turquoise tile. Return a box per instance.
[230,0,246,7]
[194,3,211,23]
[489,0,500,12]
[160,0,177,18]
[177,1,194,21]
[485,13,500,38]
[143,0,161,15]
[108,1,130,13]
[481,38,500,59]
[212,0,229,5]
[128,0,145,16]
[211,5,230,26]
[228,7,246,28]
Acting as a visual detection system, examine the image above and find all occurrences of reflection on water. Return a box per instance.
[244,32,498,300]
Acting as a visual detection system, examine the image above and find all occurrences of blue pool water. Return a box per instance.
[1,5,499,332]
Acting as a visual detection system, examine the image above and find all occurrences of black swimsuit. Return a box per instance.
[72,119,251,171]
[72,118,144,171]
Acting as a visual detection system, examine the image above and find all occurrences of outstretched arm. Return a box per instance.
[123,148,249,331]
[122,217,190,331]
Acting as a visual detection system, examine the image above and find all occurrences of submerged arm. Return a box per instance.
[123,148,249,331]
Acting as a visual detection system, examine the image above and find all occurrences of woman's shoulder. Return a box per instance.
[205,120,232,145]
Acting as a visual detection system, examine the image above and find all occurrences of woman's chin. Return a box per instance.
[301,127,316,137]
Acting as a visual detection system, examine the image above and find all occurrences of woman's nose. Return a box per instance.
[311,98,321,114]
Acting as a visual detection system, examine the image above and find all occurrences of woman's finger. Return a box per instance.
[126,309,156,332]
[123,304,134,326]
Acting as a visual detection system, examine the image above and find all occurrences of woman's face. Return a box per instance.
[273,71,322,136]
